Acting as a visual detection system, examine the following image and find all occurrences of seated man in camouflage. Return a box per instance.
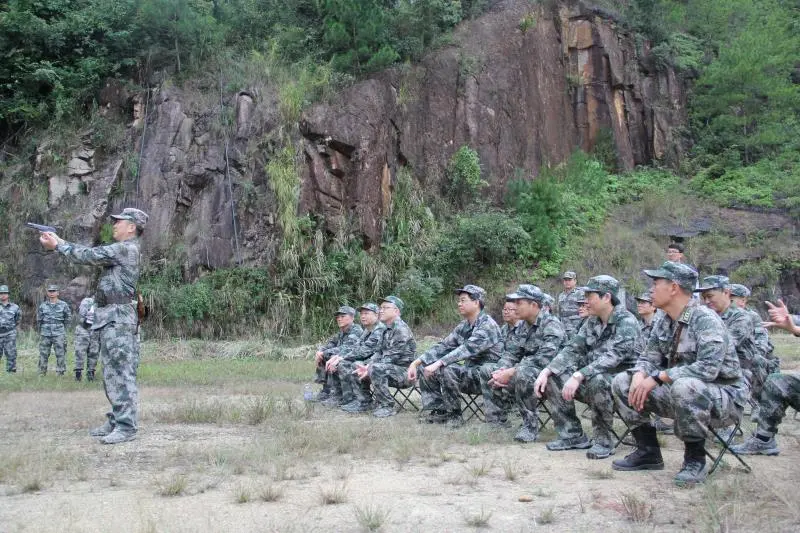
[733,307,799,455]
[354,296,416,418]
[730,283,779,378]
[327,303,386,413]
[500,298,521,346]
[482,284,566,441]
[697,276,767,413]
[612,262,747,486]
[408,285,502,427]
[534,275,642,459]
[312,306,362,403]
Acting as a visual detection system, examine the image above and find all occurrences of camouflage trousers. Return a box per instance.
[612,372,743,443]
[316,353,340,395]
[100,323,140,433]
[368,363,411,409]
[39,334,67,375]
[419,364,482,413]
[338,360,372,405]
[756,372,800,435]
[0,332,17,372]
[546,373,616,448]
[74,326,100,373]
[744,355,781,401]
[478,363,513,422]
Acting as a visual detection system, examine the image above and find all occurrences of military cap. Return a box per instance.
[334,305,356,316]
[562,271,577,280]
[635,290,653,303]
[574,288,588,303]
[729,284,751,298]
[47,284,59,292]
[542,293,555,308]
[379,295,404,312]
[506,284,545,303]
[358,303,380,314]
[455,284,486,302]
[585,275,620,298]
[0,285,8,293]
[111,207,149,229]
[696,275,730,293]
[643,261,698,292]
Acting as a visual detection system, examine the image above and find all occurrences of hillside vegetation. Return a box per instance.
[0,0,799,339]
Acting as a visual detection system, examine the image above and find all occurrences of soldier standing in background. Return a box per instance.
[37,285,71,376]
[39,207,148,444]
[557,271,582,338]
[0,285,21,373]
[74,296,100,381]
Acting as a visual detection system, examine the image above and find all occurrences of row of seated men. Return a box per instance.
[311,260,797,486]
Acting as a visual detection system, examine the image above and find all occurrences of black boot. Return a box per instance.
[87,370,95,381]
[75,369,82,381]
[674,440,707,486]
[612,424,665,471]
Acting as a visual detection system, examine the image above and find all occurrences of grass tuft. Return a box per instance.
[156,473,188,497]
[464,507,492,528]
[320,483,348,505]
[620,492,653,523]
[354,504,390,532]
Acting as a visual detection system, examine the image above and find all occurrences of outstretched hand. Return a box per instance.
[763,300,798,334]
[39,232,61,251]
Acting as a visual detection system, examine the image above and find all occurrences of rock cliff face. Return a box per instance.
[299,0,687,249]
[24,0,690,301]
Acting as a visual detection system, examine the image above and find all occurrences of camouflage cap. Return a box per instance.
[574,287,588,303]
[643,261,698,292]
[334,305,356,316]
[506,284,545,303]
[455,284,486,302]
[635,290,653,303]
[696,275,730,293]
[729,284,751,298]
[47,284,59,292]
[379,295,405,312]
[562,271,577,280]
[542,293,555,308]
[0,285,8,293]
[358,303,380,314]
[584,275,620,298]
[111,207,149,229]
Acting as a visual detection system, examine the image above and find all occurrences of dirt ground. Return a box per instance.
[2,376,800,533]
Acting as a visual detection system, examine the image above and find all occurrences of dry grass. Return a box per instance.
[587,468,615,480]
[354,504,390,532]
[258,483,284,502]
[319,483,348,505]
[619,492,653,523]
[155,473,188,497]
[464,507,492,528]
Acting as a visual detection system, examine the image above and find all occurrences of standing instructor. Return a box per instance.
[39,208,147,444]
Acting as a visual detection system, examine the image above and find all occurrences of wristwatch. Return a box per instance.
[572,371,584,381]
[649,370,663,385]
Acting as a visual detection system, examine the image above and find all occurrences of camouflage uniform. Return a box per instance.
[37,296,71,375]
[479,320,527,420]
[54,208,147,440]
[612,302,747,443]
[744,307,780,381]
[0,290,21,372]
[753,372,800,436]
[547,298,642,449]
[418,310,502,414]
[557,288,583,338]
[367,317,416,410]
[74,297,101,377]
[317,315,363,398]
[339,319,386,406]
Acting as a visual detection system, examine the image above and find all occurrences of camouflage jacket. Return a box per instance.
[370,318,416,367]
[320,323,363,357]
[56,238,141,328]
[557,289,583,337]
[497,321,526,367]
[744,307,775,360]
[507,312,566,371]
[76,297,96,333]
[37,299,71,337]
[720,304,760,371]
[549,306,642,379]
[639,311,663,342]
[633,300,747,404]
[419,311,502,367]
[0,301,21,336]
[340,322,386,362]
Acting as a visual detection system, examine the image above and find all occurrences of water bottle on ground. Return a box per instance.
[303,383,314,401]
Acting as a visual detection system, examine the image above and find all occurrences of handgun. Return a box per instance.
[26,222,58,233]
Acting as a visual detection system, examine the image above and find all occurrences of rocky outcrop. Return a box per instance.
[299,0,688,249]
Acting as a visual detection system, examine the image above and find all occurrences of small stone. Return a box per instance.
[518,495,533,502]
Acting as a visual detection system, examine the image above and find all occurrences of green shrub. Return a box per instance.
[446,146,486,208]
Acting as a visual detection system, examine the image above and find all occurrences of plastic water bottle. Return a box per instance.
[303,383,314,401]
